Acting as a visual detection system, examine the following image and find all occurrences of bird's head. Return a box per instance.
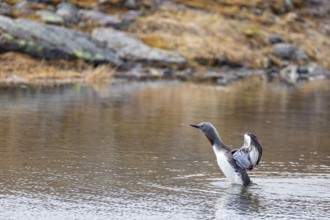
[190,122,218,145]
[190,122,212,133]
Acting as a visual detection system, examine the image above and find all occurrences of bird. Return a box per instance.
[191,122,263,186]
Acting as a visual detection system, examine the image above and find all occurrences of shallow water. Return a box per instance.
[0,80,329,220]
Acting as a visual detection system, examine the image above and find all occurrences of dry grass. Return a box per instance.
[0,52,116,84]
[129,4,330,69]
[130,10,268,69]
[175,0,305,15]
[86,65,115,82]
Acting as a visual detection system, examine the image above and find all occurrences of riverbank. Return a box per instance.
[0,0,330,86]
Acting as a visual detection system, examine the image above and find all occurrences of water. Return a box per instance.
[0,80,329,220]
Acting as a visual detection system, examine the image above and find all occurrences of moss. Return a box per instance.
[43,16,64,25]
[36,46,43,53]
[17,40,26,47]
[2,33,14,41]
[73,50,92,60]
[94,54,104,61]
[27,41,34,47]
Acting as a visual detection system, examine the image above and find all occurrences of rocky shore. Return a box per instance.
[0,0,330,86]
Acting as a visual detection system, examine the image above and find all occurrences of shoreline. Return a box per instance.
[1,1,330,87]
[0,52,328,88]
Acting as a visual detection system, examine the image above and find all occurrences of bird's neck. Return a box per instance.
[205,131,229,151]
[213,140,230,152]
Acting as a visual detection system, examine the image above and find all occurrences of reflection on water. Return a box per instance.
[0,80,329,219]
[215,184,260,219]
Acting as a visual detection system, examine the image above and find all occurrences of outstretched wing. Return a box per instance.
[232,133,263,170]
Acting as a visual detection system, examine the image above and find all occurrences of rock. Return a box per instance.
[251,8,263,15]
[269,34,284,44]
[285,0,295,9]
[280,64,299,84]
[0,2,11,16]
[56,2,78,24]
[300,62,330,80]
[302,0,330,18]
[292,48,308,61]
[272,43,308,61]
[278,62,330,84]
[217,55,243,68]
[36,10,64,25]
[202,71,225,81]
[125,0,137,9]
[0,15,122,66]
[306,63,328,75]
[123,10,143,22]
[92,28,186,68]
[217,74,238,86]
[12,0,31,16]
[286,12,299,21]
[78,9,127,28]
[273,43,295,59]
[266,68,280,82]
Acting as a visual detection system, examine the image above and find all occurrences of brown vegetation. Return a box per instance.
[0,52,114,85]
[129,2,330,70]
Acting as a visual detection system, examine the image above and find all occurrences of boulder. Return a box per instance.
[272,43,308,61]
[0,15,122,66]
[92,28,186,68]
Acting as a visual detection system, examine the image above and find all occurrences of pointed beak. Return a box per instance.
[190,124,200,129]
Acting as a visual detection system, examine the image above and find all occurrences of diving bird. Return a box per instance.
[191,122,263,186]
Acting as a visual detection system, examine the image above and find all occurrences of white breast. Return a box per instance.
[213,147,243,185]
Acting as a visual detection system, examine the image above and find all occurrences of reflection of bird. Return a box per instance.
[191,122,263,186]
[215,185,260,218]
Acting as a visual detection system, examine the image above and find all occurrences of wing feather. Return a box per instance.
[232,133,263,170]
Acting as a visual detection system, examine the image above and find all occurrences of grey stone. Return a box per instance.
[125,0,137,9]
[92,27,186,68]
[303,62,330,80]
[286,12,299,21]
[269,34,283,44]
[78,9,125,28]
[279,63,330,83]
[217,73,238,86]
[280,64,299,84]
[0,2,10,16]
[272,43,308,61]
[36,10,64,25]
[0,15,122,66]
[56,2,78,23]
[12,0,31,16]
[123,10,143,22]
[251,8,263,15]
[302,0,330,18]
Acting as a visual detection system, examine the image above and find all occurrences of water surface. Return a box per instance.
[0,80,329,219]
